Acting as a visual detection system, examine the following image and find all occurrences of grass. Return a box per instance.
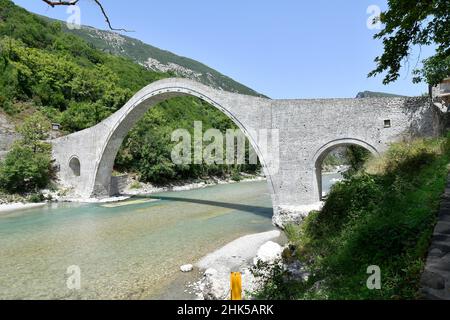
[256,135,450,300]
[129,181,142,190]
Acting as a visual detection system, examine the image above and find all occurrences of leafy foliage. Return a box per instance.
[369,0,449,86]
[343,145,371,178]
[0,0,259,186]
[0,112,52,193]
[115,97,259,183]
[263,137,450,300]
[251,260,307,300]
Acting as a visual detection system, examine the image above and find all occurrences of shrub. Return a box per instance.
[0,112,52,194]
[27,192,45,203]
[231,170,242,182]
[251,260,305,300]
[274,136,450,300]
[130,181,141,189]
[0,144,51,193]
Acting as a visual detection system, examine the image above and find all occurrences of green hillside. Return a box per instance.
[0,0,258,195]
[48,18,263,97]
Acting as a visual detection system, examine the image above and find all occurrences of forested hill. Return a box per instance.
[0,0,258,186]
[0,0,166,131]
[40,17,262,97]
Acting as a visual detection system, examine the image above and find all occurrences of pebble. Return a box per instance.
[180,264,194,273]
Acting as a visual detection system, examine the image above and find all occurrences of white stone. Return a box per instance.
[202,267,229,300]
[197,230,281,270]
[253,241,283,265]
[204,268,217,276]
[192,231,282,300]
[180,264,193,273]
[272,202,324,228]
[241,267,259,295]
[199,266,259,300]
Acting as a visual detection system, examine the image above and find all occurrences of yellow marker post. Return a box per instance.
[230,272,242,300]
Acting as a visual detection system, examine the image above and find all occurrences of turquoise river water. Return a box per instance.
[0,175,340,300]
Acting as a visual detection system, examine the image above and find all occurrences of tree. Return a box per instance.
[0,144,52,193]
[17,112,51,153]
[0,112,52,193]
[40,0,129,31]
[343,146,371,178]
[368,0,449,86]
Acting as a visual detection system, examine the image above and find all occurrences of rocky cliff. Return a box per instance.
[0,113,19,160]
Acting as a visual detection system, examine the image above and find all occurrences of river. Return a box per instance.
[0,174,341,300]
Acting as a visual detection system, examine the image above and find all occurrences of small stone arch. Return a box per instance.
[312,138,379,200]
[69,156,81,177]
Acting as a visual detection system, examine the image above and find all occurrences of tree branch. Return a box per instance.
[91,0,129,32]
[42,0,80,7]
[41,0,131,32]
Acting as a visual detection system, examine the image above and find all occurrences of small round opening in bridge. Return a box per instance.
[69,157,81,177]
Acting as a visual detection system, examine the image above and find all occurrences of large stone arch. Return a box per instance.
[52,78,277,204]
[311,138,380,201]
[91,80,275,198]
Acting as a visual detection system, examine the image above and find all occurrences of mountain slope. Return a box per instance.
[52,21,262,97]
[0,0,259,182]
[355,91,406,98]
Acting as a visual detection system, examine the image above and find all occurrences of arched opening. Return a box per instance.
[85,79,277,221]
[90,80,276,203]
[313,139,378,200]
[69,156,81,177]
[113,96,263,189]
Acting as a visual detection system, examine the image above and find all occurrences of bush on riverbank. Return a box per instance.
[0,113,53,194]
[321,146,371,176]
[256,135,450,300]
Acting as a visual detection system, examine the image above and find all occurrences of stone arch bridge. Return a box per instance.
[52,78,444,225]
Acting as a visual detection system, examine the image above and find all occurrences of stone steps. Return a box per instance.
[421,174,450,300]
[434,221,450,235]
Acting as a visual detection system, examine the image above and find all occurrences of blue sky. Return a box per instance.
[12,0,435,99]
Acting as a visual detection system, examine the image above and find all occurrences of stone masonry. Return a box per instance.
[421,172,450,300]
[51,78,445,225]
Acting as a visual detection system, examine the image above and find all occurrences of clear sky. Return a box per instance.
[12,0,435,99]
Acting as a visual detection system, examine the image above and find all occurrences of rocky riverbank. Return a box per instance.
[322,165,350,175]
[121,173,267,197]
[176,229,309,300]
[273,202,324,229]
[183,230,284,300]
[0,173,267,208]
[0,202,47,215]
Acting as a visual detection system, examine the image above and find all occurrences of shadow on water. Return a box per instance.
[143,195,273,218]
